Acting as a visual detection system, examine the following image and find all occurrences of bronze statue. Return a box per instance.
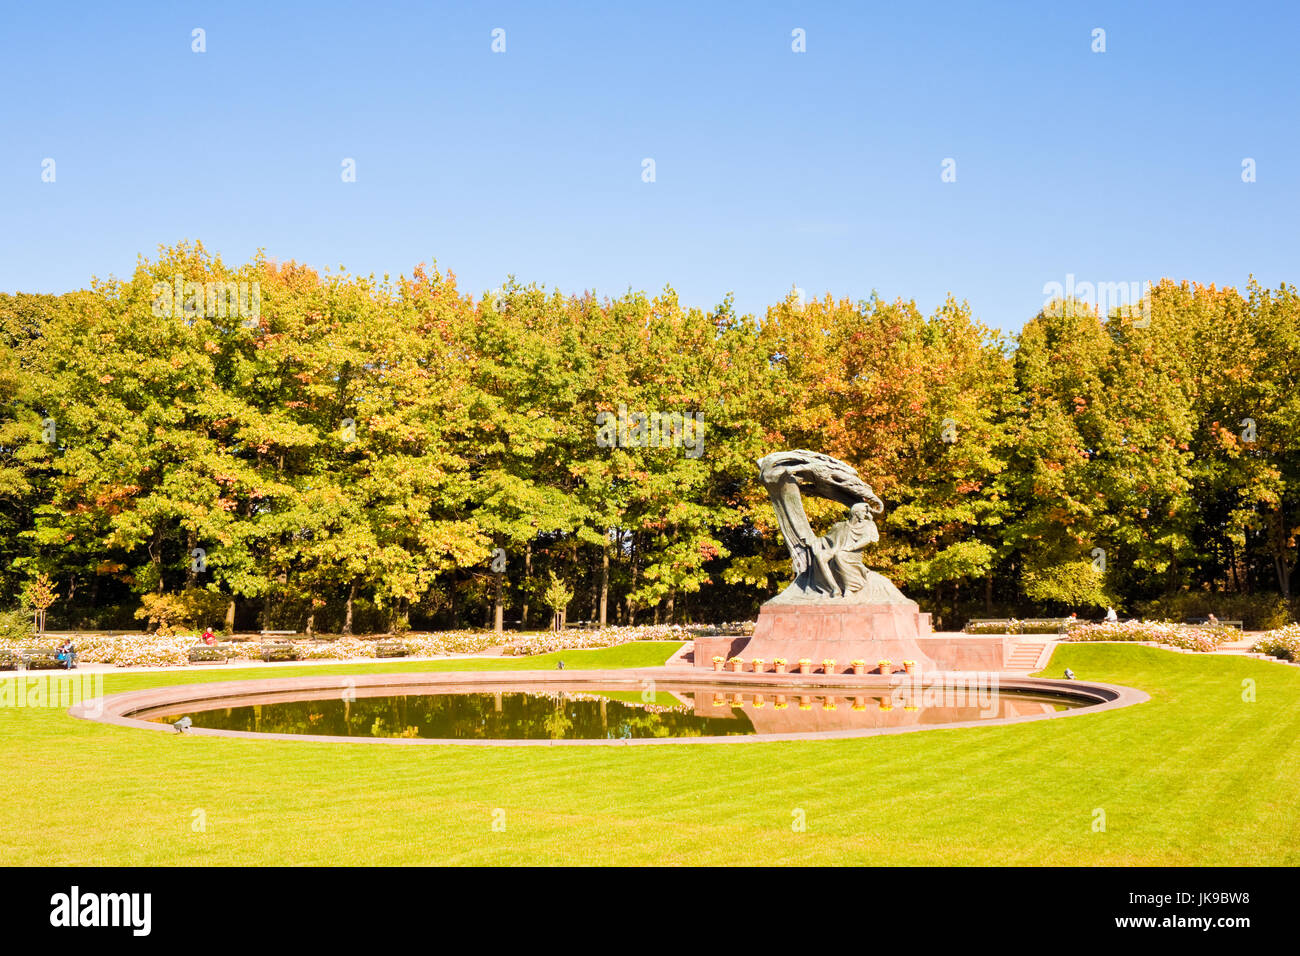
[757,450,909,605]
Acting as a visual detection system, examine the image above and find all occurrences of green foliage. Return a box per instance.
[1134,592,1292,630]
[2,248,1298,632]
[542,572,574,613]
[135,588,229,636]
[1021,560,1110,608]
[24,572,58,611]
[0,608,32,640]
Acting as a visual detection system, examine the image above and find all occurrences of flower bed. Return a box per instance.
[964,618,1073,635]
[55,633,199,667]
[1253,624,1300,661]
[386,632,498,657]
[501,623,693,656]
[690,621,756,637]
[1065,620,1235,652]
[0,622,704,667]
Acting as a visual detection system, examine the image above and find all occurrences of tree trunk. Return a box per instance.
[185,529,198,588]
[151,528,165,594]
[984,573,993,614]
[343,580,356,636]
[570,537,580,623]
[1268,509,1294,599]
[599,540,609,626]
[493,566,504,635]
[626,531,639,625]
[666,588,676,624]
[521,541,532,629]
[225,598,236,632]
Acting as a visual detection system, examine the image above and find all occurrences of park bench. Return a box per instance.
[259,641,299,662]
[187,645,229,664]
[0,648,22,670]
[374,640,407,658]
[1186,618,1246,631]
[19,645,72,669]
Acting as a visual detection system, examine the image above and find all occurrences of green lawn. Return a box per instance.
[3,641,1297,865]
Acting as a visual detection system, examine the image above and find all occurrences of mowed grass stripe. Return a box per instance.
[3,642,1299,864]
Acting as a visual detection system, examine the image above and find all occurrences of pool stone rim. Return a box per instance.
[67,667,1149,746]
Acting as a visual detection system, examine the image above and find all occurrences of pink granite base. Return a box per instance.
[692,635,751,667]
[697,603,1007,673]
[737,603,931,674]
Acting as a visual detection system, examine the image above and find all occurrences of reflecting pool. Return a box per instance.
[142,682,1082,740]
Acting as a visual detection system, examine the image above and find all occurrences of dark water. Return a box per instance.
[145,684,1081,740]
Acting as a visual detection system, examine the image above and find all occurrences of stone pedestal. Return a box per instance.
[740,603,934,673]
[691,635,750,666]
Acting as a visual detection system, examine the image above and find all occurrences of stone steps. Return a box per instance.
[1005,641,1052,672]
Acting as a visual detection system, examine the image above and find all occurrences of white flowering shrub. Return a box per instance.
[1253,624,1300,661]
[1066,620,1234,652]
[502,623,692,656]
[0,622,715,667]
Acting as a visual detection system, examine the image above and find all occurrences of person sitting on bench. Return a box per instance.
[55,639,76,670]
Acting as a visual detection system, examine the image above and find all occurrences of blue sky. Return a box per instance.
[1,0,1296,333]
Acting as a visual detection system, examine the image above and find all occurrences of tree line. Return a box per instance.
[1,242,1297,633]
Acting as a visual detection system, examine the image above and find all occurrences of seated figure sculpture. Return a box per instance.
[817,502,877,597]
[757,450,911,605]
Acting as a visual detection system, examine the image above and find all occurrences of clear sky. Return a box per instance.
[2,0,1296,333]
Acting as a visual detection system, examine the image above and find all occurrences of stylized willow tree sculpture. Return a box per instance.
[757,450,908,604]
